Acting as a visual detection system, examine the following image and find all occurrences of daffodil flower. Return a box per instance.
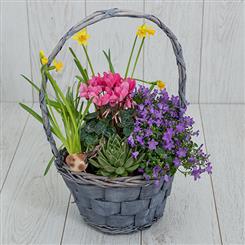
[53,60,64,72]
[136,24,155,38]
[39,50,48,65]
[72,29,90,46]
[157,80,166,90]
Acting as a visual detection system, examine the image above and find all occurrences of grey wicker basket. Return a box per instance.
[39,8,187,234]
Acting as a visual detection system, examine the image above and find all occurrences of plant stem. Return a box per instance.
[124,36,137,78]
[131,37,145,78]
[82,45,95,76]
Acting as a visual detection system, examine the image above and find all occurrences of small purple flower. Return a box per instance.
[164,140,174,150]
[148,139,158,150]
[136,135,144,145]
[192,130,200,136]
[176,123,185,133]
[132,151,139,159]
[173,158,181,167]
[163,174,170,182]
[176,148,187,158]
[143,173,150,181]
[128,135,135,147]
[205,162,212,174]
[145,128,153,137]
[138,168,144,173]
[163,128,174,142]
[188,157,196,163]
[148,118,154,126]
[154,179,160,187]
[191,168,201,181]
[134,126,141,133]
[155,119,162,127]
[138,104,144,111]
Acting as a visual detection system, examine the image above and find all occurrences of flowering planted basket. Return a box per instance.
[20,8,212,234]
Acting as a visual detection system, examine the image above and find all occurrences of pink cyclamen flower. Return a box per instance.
[79,72,136,108]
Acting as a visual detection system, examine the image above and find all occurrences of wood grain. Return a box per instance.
[200,104,245,244]
[200,1,244,103]
[144,1,203,103]
[86,0,144,79]
[27,0,85,101]
[1,104,70,244]
[61,204,140,245]
[142,105,221,244]
[0,103,29,189]
[1,1,32,102]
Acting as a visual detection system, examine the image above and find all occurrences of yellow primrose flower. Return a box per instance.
[136,24,155,38]
[156,80,166,90]
[39,50,48,65]
[72,29,90,45]
[53,59,64,72]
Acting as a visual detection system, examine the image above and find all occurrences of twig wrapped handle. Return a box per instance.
[39,8,187,159]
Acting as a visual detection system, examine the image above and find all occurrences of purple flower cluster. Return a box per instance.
[129,86,212,182]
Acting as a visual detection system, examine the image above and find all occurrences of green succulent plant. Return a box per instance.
[89,135,144,177]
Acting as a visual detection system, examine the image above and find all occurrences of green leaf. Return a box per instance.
[44,155,55,176]
[21,74,40,92]
[127,163,139,172]
[124,157,134,168]
[103,49,115,73]
[116,167,125,175]
[89,158,100,168]
[155,147,165,156]
[123,126,133,137]
[85,112,98,121]
[69,47,89,82]
[19,103,43,123]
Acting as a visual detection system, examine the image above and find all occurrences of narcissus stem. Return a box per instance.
[124,36,137,78]
[131,37,145,78]
[82,45,95,76]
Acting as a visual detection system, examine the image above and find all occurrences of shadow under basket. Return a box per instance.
[55,151,173,234]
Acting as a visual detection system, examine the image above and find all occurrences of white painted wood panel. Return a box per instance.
[86,0,144,79]
[200,1,244,103]
[27,0,85,101]
[0,103,29,190]
[200,104,245,244]
[1,104,70,244]
[1,1,32,102]
[142,104,220,244]
[144,1,203,103]
[61,204,140,245]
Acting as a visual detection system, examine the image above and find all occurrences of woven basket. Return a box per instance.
[39,8,187,234]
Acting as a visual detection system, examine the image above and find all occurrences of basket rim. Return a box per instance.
[55,156,170,188]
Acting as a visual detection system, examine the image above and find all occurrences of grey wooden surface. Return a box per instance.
[0,0,244,244]
[0,0,244,103]
[1,103,244,244]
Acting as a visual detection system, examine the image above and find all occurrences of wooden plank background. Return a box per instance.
[0,1,244,244]
[0,0,244,103]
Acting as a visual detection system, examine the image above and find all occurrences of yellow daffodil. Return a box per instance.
[156,80,166,90]
[72,29,90,45]
[53,59,64,72]
[136,24,156,38]
[39,50,48,65]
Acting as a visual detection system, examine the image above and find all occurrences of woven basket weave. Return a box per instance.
[39,8,187,234]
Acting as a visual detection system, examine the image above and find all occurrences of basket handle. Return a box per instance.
[39,8,187,158]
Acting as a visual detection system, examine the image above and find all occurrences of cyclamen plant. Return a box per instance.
[128,86,212,183]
